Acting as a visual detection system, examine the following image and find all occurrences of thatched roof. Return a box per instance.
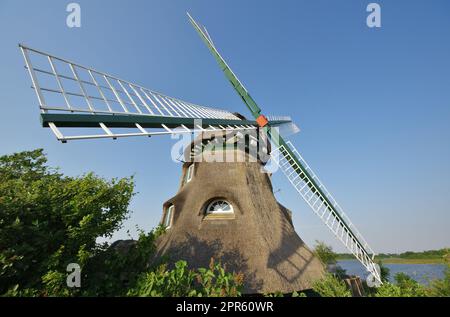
[154,138,324,294]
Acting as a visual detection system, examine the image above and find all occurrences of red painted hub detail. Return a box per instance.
[256,114,269,127]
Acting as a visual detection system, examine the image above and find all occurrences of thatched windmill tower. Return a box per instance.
[155,128,325,294]
[20,14,382,293]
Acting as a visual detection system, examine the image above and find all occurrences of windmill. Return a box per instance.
[19,13,381,292]
[186,13,381,286]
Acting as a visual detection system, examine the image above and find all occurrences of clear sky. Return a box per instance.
[0,0,449,253]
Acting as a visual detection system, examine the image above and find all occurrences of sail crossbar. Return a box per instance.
[47,120,257,142]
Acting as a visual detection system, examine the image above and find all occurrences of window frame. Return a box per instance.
[185,164,194,184]
[205,199,234,215]
[164,205,174,229]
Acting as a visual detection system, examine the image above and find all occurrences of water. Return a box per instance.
[338,260,447,285]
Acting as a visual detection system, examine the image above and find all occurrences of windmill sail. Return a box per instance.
[270,140,379,280]
[20,44,292,142]
[188,13,382,284]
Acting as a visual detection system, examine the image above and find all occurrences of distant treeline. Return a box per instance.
[337,248,449,260]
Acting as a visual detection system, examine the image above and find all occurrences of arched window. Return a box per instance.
[205,199,234,215]
[163,205,174,229]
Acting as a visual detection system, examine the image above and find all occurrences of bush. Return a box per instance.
[375,273,427,297]
[128,259,243,297]
[312,273,352,297]
[78,228,160,296]
[0,149,135,296]
[394,273,427,297]
[378,261,390,283]
[374,282,403,297]
[428,265,450,297]
[0,149,243,297]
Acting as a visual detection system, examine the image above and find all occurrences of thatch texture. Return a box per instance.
[155,146,324,294]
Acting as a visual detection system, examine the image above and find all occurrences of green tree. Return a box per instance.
[313,241,347,279]
[314,241,338,266]
[0,149,134,295]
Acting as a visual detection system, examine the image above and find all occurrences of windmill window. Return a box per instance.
[184,164,194,184]
[163,205,174,229]
[206,200,234,215]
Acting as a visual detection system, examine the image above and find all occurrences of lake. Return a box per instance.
[337,260,447,285]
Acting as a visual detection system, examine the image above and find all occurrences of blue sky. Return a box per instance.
[0,0,449,253]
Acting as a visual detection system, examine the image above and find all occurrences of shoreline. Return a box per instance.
[337,258,447,265]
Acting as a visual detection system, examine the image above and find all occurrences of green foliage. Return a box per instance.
[0,149,134,295]
[0,149,244,297]
[374,282,403,297]
[196,258,243,297]
[3,149,446,298]
[128,261,196,297]
[375,273,427,297]
[428,265,450,297]
[393,248,449,260]
[312,273,352,297]
[264,291,308,297]
[333,265,348,280]
[314,241,337,266]
[128,259,243,297]
[2,285,39,297]
[394,273,427,296]
[367,264,449,297]
[313,241,347,279]
[263,291,284,297]
[338,248,449,262]
[79,229,158,296]
[378,261,390,283]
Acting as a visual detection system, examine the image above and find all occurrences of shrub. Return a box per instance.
[0,149,134,296]
[79,228,159,296]
[375,273,427,297]
[428,265,450,297]
[128,259,243,297]
[312,273,352,297]
[196,258,244,297]
[374,282,403,297]
[394,273,427,297]
[378,261,390,283]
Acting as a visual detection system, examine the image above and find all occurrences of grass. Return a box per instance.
[336,248,449,265]
[376,258,446,264]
